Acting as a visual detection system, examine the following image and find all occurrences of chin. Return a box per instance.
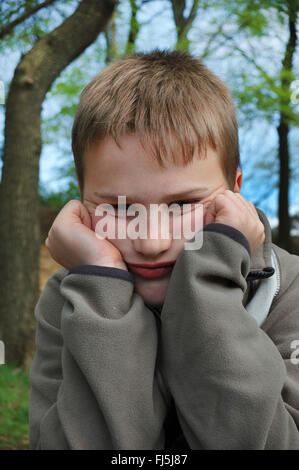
[133,276,169,307]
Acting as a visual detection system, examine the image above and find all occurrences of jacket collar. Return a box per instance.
[246,207,275,281]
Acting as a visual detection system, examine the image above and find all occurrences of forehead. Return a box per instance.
[83,134,225,199]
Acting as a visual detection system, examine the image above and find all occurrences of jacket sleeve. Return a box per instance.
[29,265,171,450]
[159,223,299,450]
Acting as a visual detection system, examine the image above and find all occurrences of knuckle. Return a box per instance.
[216,192,225,200]
[259,226,265,238]
[50,222,61,237]
[239,212,246,223]
[66,199,79,209]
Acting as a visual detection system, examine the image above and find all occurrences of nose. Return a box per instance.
[132,236,172,257]
[131,209,173,257]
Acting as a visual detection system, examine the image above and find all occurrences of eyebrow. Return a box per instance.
[93,187,210,201]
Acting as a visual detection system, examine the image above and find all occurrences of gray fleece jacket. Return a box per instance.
[28,207,299,449]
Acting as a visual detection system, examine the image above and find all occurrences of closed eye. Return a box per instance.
[174,199,201,206]
[102,200,203,218]
[109,199,201,209]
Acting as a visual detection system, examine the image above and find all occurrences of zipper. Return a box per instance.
[271,247,281,298]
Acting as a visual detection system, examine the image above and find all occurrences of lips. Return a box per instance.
[127,261,175,279]
[128,261,176,268]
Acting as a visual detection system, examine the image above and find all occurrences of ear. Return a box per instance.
[233,169,242,193]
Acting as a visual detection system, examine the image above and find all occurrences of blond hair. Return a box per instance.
[72,48,240,195]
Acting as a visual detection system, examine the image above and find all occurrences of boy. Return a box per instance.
[29,49,299,449]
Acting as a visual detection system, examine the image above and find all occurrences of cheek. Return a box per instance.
[91,213,122,235]
[91,214,130,251]
[172,207,206,237]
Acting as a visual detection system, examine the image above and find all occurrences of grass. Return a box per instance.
[0,364,30,450]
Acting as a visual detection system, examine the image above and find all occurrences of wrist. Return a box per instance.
[87,260,128,271]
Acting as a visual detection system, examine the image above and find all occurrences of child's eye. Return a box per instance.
[107,200,201,217]
[110,200,200,208]
[174,199,201,207]
[168,199,202,215]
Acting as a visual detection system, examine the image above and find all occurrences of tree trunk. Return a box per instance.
[277,119,292,250]
[170,0,199,51]
[104,8,118,64]
[0,0,117,368]
[125,0,141,56]
[105,0,140,65]
[277,3,297,251]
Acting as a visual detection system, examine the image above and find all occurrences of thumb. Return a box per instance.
[79,202,92,229]
[204,199,216,225]
[205,211,215,225]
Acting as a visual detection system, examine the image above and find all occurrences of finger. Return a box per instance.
[66,199,92,229]
[224,190,253,216]
[247,200,259,217]
[205,211,215,225]
[224,189,247,208]
[205,198,216,217]
[233,194,258,218]
[80,202,92,229]
[206,191,232,223]
[204,197,218,224]
[202,198,214,225]
[62,200,82,224]
[232,191,250,206]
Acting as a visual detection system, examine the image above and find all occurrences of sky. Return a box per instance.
[0,0,298,233]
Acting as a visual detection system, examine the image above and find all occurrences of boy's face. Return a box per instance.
[81,133,242,308]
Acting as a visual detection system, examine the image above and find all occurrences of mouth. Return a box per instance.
[127,262,175,279]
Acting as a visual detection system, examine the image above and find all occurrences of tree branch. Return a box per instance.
[0,0,58,40]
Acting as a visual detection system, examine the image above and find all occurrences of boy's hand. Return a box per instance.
[45,200,128,271]
[204,190,265,254]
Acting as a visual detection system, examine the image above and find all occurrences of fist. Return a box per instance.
[45,200,127,271]
[204,190,265,254]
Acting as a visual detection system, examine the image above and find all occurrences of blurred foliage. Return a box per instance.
[0,0,78,52]
[0,364,30,450]
[235,69,299,126]
[39,163,80,208]
[38,1,130,204]
[0,0,298,451]
[1,0,298,217]
[39,182,80,208]
[227,0,296,35]
[218,0,299,124]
